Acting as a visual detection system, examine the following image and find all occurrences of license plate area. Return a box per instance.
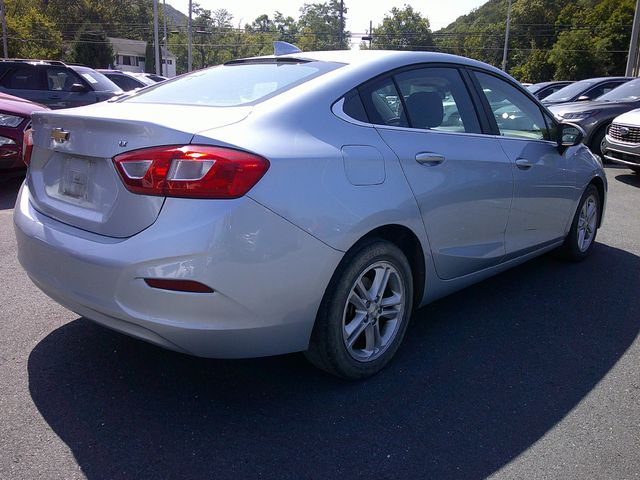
[59,156,93,202]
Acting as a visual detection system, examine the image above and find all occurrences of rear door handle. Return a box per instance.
[415,152,446,166]
[515,158,533,169]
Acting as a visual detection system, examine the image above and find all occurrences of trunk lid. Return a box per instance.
[28,103,251,237]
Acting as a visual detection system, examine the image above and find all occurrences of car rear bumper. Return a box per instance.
[14,183,342,358]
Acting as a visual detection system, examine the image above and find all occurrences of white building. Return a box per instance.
[108,37,177,78]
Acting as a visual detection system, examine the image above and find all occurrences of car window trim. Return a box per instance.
[344,62,486,134]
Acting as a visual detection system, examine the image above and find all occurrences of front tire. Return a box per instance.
[590,126,608,160]
[557,184,601,261]
[305,240,413,379]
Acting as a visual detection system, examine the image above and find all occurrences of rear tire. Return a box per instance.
[305,239,413,380]
[557,184,600,261]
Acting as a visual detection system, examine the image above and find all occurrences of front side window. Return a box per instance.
[474,71,548,141]
[394,67,481,133]
[125,61,342,107]
[46,68,83,92]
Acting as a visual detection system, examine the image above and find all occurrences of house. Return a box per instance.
[107,37,177,77]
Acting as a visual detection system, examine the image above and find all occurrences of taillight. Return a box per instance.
[113,145,270,199]
[22,128,33,166]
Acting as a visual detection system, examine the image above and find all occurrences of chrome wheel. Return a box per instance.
[577,194,598,252]
[342,261,405,362]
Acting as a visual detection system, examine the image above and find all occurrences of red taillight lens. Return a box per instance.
[113,145,270,199]
[22,128,33,166]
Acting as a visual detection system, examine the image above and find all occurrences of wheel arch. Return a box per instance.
[339,224,427,309]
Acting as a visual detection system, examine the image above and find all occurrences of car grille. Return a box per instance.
[609,123,640,143]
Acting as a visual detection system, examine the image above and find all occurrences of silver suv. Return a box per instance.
[604,108,640,174]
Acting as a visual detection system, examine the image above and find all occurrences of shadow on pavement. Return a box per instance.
[615,172,640,188]
[0,174,23,210]
[28,244,640,479]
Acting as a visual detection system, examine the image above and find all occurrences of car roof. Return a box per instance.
[575,76,634,83]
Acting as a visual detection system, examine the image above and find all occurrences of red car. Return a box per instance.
[0,92,48,172]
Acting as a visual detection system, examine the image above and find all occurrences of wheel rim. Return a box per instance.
[577,194,598,252]
[342,261,405,362]
[600,136,607,155]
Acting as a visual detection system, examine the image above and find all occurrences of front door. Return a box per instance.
[471,71,576,255]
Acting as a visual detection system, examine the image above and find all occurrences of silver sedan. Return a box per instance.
[14,49,606,379]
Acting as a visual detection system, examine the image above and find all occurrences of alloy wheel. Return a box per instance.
[577,194,598,252]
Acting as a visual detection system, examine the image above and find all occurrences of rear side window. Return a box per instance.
[126,61,343,106]
[359,77,408,128]
[2,67,43,90]
[342,90,368,123]
[107,74,142,92]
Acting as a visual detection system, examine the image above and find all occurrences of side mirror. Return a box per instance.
[576,95,590,102]
[557,122,585,151]
[69,83,88,93]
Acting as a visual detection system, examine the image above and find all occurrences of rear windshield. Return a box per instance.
[597,78,640,102]
[124,61,343,107]
[543,80,595,102]
[72,66,122,92]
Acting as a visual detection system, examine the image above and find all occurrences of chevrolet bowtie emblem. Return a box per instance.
[51,128,70,143]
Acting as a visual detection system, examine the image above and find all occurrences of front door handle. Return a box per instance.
[415,152,446,166]
[515,158,533,169]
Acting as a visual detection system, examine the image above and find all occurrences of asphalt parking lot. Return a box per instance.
[0,167,638,480]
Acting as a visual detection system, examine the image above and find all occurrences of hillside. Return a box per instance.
[163,3,188,27]
[434,0,636,82]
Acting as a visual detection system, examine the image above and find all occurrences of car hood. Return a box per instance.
[610,107,640,125]
[547,100,640,116]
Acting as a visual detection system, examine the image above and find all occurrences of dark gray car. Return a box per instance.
[526,81,573,101]
[543,76,633,106]
[547,78,640,157]
[0,60,122,109]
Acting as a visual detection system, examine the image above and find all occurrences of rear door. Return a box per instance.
[361,66,514,280]
[471,70,575,256]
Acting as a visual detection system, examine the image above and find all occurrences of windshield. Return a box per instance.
[124,61,343,107]
[597,78,640,102]
[526,84,544,93]
[72,66,122,92]
[544,80,595,102]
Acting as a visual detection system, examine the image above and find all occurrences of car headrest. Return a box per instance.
[405,91,444,129]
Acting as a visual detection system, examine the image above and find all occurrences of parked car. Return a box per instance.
[526,81,574,101]
[141,73,168,83]
[603,108,640,174]
[14,50,606,379]
[0,59,122,109]
[548,77,640,157]
[0,92,48,172]
[542,76,633,106]
[97,70,156,92]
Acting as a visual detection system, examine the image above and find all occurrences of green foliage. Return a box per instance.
[371,5,433,51]
[297,1,349,51]
[71,24,114,68]
[4,0,64,59]
[434,0,636,82]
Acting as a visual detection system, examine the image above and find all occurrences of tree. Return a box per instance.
[4,0,63,59]
[71,24,114,68]
[371,5,433,51]
[297,1,349,51]
[548,29,602,80]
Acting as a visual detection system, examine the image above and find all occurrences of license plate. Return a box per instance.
[60,157,92,201]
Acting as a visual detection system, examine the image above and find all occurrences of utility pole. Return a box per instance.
[153,0,161,75]
[626,0,640,76]
[501,0,512,72]
[162,0,169,76]
[362,20,373,49]
[339,0,344,49]
[0,0,8,59]
[188,0,193,72]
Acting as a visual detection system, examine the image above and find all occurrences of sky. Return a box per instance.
[164,0,489,47]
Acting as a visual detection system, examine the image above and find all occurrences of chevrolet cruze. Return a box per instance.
[14,49,607,379]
